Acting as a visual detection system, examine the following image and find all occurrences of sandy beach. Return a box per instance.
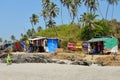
[0,63,120,80]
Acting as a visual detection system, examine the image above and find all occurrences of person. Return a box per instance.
[6,53,12,65]
[97,42,101,53]
[88,43,91,54]
[91,44,96,60]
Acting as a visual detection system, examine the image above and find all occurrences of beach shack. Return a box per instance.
[82,36,118,54]
[29,37,59,53]
[29,37,47,52]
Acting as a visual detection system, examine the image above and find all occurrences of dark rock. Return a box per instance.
[83,61,92,66]
[0,53,53,63]
[57,61,66,64]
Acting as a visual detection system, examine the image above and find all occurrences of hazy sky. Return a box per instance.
[0,0,120,41]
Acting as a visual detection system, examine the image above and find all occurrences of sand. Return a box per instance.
[0,63,120,80]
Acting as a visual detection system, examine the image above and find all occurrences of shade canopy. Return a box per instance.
[87,38,108,42]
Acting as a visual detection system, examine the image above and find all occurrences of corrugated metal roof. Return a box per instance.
[87,38,108,42]
[29,37,46,41]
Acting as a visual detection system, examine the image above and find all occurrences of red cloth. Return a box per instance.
[15,42,22,51]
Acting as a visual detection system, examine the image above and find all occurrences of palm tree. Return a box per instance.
[41,0,50,29]
[41,10,49,29]
[80,12,98,38]
[20,34,28,41]
[73,0,81,22]
[82,0,98,13]
[0,37,2,44]
[41,1,59,36]
[105,0,119,19]
[30,14,39,37]
[105,0,120,19]
[48,2,59,36]
[32,28,36,33]
[37,26,42,32]
[42,0,50,9]
[110,0,119,19]
[4,40,7,44]
[27,29,32,38]
[70,3,77,24]
[82,0,91,12]
[21,33,24,38]
[96,0,104,19]
[49,2,59,19]
[62,0,72,22]
[60,0,64,24]
[11,35,16,42]
[61,0,81,24]
[30,14,39,28]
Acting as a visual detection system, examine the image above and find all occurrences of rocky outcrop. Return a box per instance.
[71,60,92,66]
[0,53,53,63]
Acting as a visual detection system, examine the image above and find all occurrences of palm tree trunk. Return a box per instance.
[44,17,47,29]
[53,26,58,37]
[76,9,79,23]
[112,4,114,20]
[97,0,104,19]
[50,16,58,37]
[67,9,71,23]
[105,3,109,19]
[61,2,63,24]
[31,23,34,38]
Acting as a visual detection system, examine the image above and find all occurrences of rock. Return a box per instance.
[52,59,59,63]
[71,60,92,66]
[57,61,66,64]
[0,53,53,63]
[83,61,92,66]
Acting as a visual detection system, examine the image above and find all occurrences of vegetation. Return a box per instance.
[1,0,120,48]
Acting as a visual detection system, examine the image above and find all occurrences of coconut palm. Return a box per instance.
[80,12,98,38]
[30,14,39,37]
[73,0,81,22]
[82,0,98,13]
[96,0,104,19]
[0,37,2,44]
[41,9,49,29]
[11,35,16,42]
[62,0,72,22]
[49,2,59,19]
[82,0,91,12]
[110,0,119,19]
[27,29,32,38]
[48,2,59,36]
[41,0,50,29]
[105,0,119,19]
[37,26,42,32]
[80,12,98,27]
[70,3,77,24]
[4,40,7,44]
[21,33,24,38]
[61,0,81,24]
[42,0,50,9]
[22,35,28,41]
[30,14,39,28]
[60,0,64,24]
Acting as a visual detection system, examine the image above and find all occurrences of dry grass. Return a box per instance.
[43,51,120,66]
[95,54,120,66]
[43,52,86,60]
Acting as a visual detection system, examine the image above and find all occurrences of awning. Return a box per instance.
[29,37,46,41]
[87,38,108,42]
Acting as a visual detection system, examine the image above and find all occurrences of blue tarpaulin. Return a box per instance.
[20,41,25,48]
[47,38,58,53]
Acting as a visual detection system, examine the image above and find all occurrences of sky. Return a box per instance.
[0,0,120,41]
